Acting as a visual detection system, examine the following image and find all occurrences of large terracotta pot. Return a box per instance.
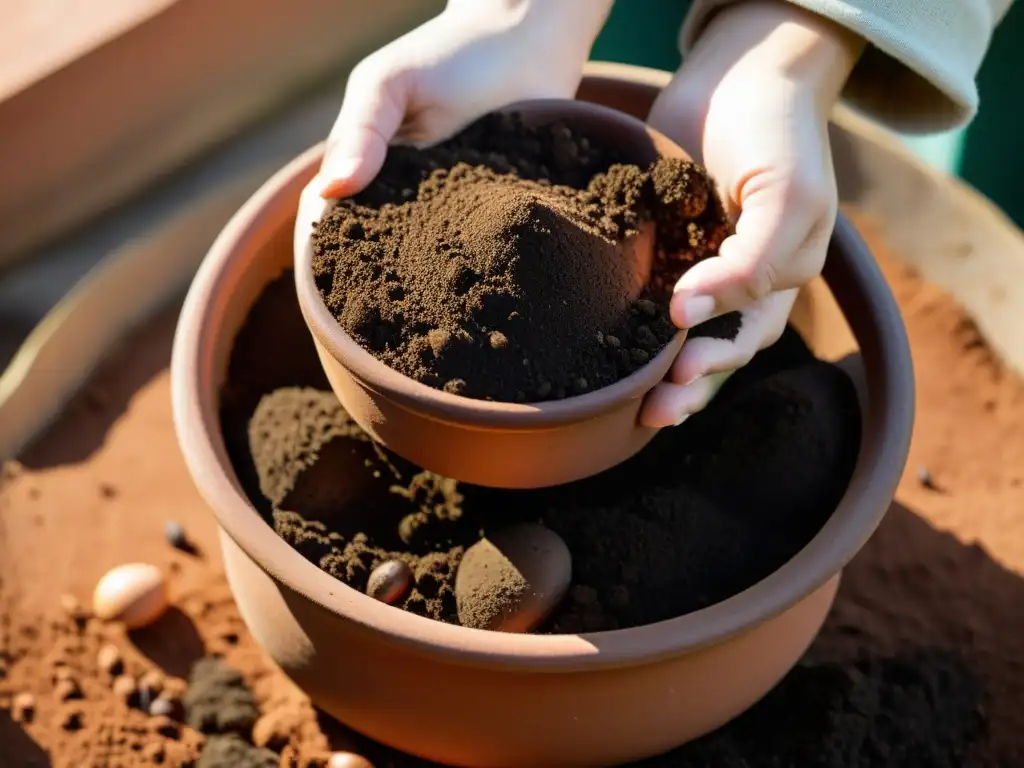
[171,65,914,766]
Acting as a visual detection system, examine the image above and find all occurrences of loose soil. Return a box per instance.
[1,217,1023,766]
[310,113,729,402]
[233,270,860,632]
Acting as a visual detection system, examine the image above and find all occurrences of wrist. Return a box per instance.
[697,0,865,107]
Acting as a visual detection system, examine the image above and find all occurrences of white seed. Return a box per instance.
[92,563,168,629]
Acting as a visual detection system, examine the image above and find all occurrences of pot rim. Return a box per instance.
[171,75,914,673]
[293,98,687,431]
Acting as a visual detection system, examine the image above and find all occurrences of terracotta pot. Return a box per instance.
[172,67,914,767]
[294,98,688,489]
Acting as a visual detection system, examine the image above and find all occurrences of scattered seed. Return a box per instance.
[366,560,414,605]
[488,331,509,350]
[92,562,169,629]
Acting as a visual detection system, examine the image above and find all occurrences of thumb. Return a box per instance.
[670,176,820,328]
[320,63,408,199]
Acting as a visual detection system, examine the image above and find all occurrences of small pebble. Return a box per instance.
[112,674,138,704]
[92,563,168,629]
[366,560,414,605]
[636,299,657,317]
[12,692,35,722]
[917,465,938,491]
[455,523,572,633]
[97,643,124,676]
[164,521,189,551]
[148,694,179,719]
[604,334,621,349]
[328,752,376,768]
[139,670,165,697]
[61,709,84,731]
[55,677,82,701]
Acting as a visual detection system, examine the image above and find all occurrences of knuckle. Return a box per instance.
[738,260,775,303]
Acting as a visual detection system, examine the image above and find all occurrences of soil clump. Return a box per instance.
[229,272,861,631]
[310,112,729,402]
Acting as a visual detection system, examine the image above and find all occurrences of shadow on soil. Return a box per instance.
[128,606,206,680]
[311,501,1021,767]
[0,710,50,767]
[16,299,183,470]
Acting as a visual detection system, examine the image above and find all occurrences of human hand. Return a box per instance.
[318,0,613,199]
[641,0,864,428]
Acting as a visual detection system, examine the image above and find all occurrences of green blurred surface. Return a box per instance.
[592,0,1024,228]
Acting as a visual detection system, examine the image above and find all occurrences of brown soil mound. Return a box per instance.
[310,113,729,402]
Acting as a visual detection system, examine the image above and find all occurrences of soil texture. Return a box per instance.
[310,112,729,402]
[231,271,860,632]
[1,217,1022,765]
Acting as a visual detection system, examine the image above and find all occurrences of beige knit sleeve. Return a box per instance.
[680,0,1015,133]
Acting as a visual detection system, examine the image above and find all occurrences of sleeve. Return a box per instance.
[680,0,1015,133]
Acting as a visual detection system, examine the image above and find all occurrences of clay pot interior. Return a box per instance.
[293,98,689,490]
[172,71,914,767]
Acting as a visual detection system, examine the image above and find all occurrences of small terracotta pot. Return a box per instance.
[293,99,687,489]
[172,67,914,767]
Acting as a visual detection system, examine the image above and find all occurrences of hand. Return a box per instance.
[641,0,864,428]
[318,0,613,199]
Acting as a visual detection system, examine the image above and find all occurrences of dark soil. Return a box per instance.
[222,271,861,632]
[309,112,730,402]
[183,657,259,737]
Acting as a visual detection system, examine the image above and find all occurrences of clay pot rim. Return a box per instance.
[293,98,687,430]
[172,108,913,675]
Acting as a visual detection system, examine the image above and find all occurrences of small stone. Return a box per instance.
[366,560,413,605]
[112,674,138,705]
[164,521,189,550]
[328,753,375,768]
[55,677,82,701]
[455,523,572,633]
[149,694,181,720]
[12,692,35,722]
[61,709,84,731]
[97,643,124,676]
[917,465,938,490]
[604,334,621,349]
[139,670,165,697]
[636,299,657,317]
[488,331,509,350]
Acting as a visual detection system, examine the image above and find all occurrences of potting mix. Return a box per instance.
[310,113,730,402]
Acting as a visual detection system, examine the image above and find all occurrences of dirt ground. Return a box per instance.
[1,217,1022,766]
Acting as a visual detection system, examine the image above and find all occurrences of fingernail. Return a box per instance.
[673,413,689,427]
[319,157,361,198]
[673,294,716,328]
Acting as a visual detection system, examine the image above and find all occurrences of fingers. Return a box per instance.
[670,288,798,385]
[671,176,833,328]
[641,372,733,428]
[320,62,409,199]
[639,287,799,428]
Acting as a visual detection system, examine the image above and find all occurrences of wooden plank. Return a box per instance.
[0,0,442,267]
